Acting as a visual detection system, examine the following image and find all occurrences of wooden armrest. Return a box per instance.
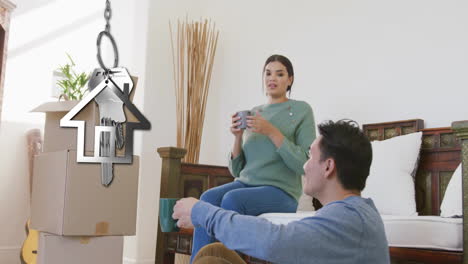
[179,228,194,235]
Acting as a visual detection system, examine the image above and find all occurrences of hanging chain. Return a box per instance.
[97,0,118,71]
[104,0,112,33]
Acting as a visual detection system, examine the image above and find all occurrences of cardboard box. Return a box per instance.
[31,101,99,153]
[31,149,139,236]
[37,232,123,264]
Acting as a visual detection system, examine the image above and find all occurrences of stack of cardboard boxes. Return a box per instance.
[30,99,140,264]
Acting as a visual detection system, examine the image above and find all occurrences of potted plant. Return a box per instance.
[55,54,89,101]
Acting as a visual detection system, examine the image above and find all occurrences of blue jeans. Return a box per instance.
[190,181,297,263]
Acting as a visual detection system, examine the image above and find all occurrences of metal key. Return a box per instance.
[100,117,113,186]
[88,70,116,186]
[88,67,134,186]
[93,67,133,150]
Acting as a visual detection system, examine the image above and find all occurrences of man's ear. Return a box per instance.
[324,158,336,179]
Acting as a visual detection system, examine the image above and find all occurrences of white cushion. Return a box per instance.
[259,212,462,251]
[440,164,462,217]
[297,177,315,212]
[382,214,462,251]
[361,132,422,216]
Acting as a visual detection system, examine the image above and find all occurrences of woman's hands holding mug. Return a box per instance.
[230,113,244,138]
[231,110,284,148]
[246,111,273,136]
[247,111,284,148]
[231,111,276,136]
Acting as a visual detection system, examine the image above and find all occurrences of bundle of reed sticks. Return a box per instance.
[169,18,219,163]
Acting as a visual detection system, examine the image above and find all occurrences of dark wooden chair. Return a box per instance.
[155,119,468,264]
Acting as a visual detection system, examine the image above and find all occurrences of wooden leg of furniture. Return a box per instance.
[155,224,166,264]
[163,252,175,264]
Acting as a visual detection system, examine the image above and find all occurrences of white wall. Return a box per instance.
[194,0,468,166]
[136,1,200,263]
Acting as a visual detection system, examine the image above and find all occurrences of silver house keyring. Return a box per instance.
[60,0,151,187]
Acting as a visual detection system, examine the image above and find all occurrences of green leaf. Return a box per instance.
[56,53,90,100]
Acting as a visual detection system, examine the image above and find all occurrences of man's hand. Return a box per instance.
[172,197,199,229]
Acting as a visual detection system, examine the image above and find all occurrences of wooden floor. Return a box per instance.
[175,253,190,264]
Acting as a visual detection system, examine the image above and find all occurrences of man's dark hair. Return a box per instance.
[317,119,372,191]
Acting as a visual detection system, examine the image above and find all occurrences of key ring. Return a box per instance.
[96,30,119,71]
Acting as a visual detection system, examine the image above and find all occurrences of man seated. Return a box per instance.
[173,120,390,264]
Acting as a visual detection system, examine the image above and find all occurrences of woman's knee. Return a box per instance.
[220,191,245,213]
[200,181,245,206]
[200,188,223,205]
[221,186,298,215]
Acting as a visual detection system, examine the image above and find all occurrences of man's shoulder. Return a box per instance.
[318,197,379,221]
[315,201,357,222]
